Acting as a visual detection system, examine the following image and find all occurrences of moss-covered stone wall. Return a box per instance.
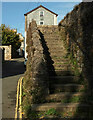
[23,20,49,117]
[58,2,93,92]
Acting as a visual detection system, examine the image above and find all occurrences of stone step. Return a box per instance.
[45,30,59,32]
[50,70,74,76]
[52,84,84,92]
[42,31,58,33]
[44,34,60,36]
[32,110,92,119]
[47,44,67,50]
[43,34,60,37]
[45,41,62,45]
[48,45,65,48]
[52,58,70,62]
[38,29,58,31]
[49,50,66,54]
[43,34,59,37]
[45,39,62,41]
[31,103,91,113]
[44,35,60,37]
[52,56,68,59]
[53,61,69,64]
[38,27,58,30]
[49,76,79,84]
[35,116,92,120]
[53,63,71,68]
[46,92,84,102]
[46,41,63,44]
[48,47,66,51]
[41,29,58,32]
[54,66,71,71]
[51,55,68,59]
[44,37,61,40]
[54,66,71,70]
[49,49,65,52]
[42,29,59,32]
[50,52,67,56]
[51,56,69,60]
[54,63,70,66]
[46,43,64,46]
[45,42,64,44]
[47,43,64,46]
[53,60,70,64]
[33,109,92,119]
[53,61,70,65]
[45,39,62,42]
[46,44,64,47]
[42,29,58,31]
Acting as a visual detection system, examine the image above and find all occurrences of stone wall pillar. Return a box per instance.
[0,45,12,60]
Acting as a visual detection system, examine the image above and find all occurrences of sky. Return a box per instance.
[2,2,81,37]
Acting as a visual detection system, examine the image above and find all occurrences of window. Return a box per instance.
[40,11,44,21]
[39,11,44,25]
[40,11,44,17]
[40,21,44,25]
[40,16,44,21]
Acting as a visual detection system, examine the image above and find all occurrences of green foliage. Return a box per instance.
[1,24,21,50]
[61,96,82,103]
[22,91,26,97]
[68,53,81,76]
[27,111,39,119]
[45,108,58,116]
[22,95,32,118]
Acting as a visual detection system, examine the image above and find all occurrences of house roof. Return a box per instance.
[24,5,58,16]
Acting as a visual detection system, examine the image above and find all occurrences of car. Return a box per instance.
[24,58,27,67]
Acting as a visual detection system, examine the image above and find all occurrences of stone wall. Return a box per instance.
[23,20,49,115]
[0,48,4,61]
[0,45,12,60]
[58,2,93,91]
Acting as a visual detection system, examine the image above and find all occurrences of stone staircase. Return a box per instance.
[31,26,92,119]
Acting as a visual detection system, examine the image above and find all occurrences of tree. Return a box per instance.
[1,24,21,57]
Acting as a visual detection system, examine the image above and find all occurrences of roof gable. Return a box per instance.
[24,5,58,16]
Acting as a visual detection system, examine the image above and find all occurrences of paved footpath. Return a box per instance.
[2,58,25,118]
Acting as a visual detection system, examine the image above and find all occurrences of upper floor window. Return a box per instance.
[40,11,44,17]
[40,16,44,21]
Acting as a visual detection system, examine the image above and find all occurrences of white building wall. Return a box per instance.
[54,15,57,25]
[25,7,58,59]
[25,31,27,59]
[27,7,57,28]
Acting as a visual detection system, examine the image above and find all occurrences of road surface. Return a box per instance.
[2,58,25,118]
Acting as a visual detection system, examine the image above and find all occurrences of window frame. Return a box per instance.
[39,11,44,17]
[39,21,44,25]
[40,16,44,21]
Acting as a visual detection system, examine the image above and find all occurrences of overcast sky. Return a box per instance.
[2,2,81,36]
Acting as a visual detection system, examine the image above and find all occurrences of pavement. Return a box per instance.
[2,57,25,119]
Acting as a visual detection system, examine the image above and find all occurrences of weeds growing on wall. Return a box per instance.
[22,20,50,118]
[58,2,93,92]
